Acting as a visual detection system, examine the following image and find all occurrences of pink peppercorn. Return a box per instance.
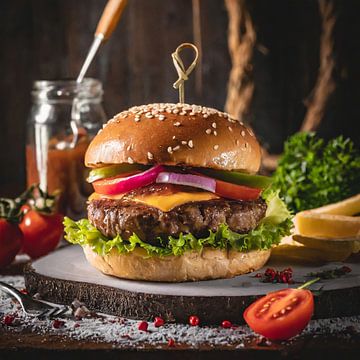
[189,315,200,326]
[138,321,148,332]
[52,319,65,329]
[168,338,175,347]
[3,315,14,326]
[154,317,165,327]
[221,320,232,328]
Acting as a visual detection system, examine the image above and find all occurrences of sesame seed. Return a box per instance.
[126,145,131,151]
[205,129,212,134]
[181,141,187,145]
[135,116,141,122]
[128,157,134,164]
[173,109,179,114]
[147,152,153,160]
[173,145,180,151]
[213,131,218,136]
[180,111,186,116]
[174,122,181,127]
[203,114,209,118]
[236,139,240,145]
[188,140,194,148]
[172,135,176,140]
[280,309,286,315]
[189,112,195,116]
[228,126,233,132]
[213,145,219,150]
[241,130,246,137]
[145,113,153,119]
[158,114,165,121]
[212,122,217,129]
[167,146,173,154]
[286,306,292,311]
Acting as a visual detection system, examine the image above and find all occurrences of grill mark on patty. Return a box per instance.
[88,197,267,244]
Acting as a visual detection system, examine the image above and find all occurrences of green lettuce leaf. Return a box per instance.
[64,192,292,257]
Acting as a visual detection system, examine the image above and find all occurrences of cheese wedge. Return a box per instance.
[295,211,360,239]
[310,194,360,216]
[89,191,219,212]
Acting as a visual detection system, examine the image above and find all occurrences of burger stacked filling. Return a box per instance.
[64,163,292,257]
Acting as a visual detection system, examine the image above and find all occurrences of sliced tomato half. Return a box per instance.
[215,179,261,201]
[244,288,314,340]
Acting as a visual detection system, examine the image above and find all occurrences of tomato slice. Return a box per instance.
[244,288,314,340]
[215,179,261,201]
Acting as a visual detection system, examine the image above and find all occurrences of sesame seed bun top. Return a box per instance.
[85,103,261,173]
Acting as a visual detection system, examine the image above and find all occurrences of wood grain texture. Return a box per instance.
[24,263,360,324]
[0,0,359,196]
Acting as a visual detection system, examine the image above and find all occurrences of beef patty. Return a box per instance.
[88,185,267,243]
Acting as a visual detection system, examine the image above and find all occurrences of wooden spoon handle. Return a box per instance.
[95,0,128,41]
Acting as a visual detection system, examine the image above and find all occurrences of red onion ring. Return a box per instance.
[156,172,216,193]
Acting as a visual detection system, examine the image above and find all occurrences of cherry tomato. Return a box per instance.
[243,288,314,340]
[19,210,64,259]
[0,219,23,268]
[215,179,261,201]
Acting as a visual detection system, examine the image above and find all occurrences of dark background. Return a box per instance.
[0,0,359,196]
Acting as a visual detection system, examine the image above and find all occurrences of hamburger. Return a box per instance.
[64,103,292,282]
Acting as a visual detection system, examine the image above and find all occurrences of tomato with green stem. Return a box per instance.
[18,185,64,259]
[0,198,23,268]
[244,278,319,340]
[20,207,63,259]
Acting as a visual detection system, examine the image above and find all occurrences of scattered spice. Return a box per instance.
[189,315,200,326]
[221,320,232,329]
[254,268,294,284]
[138,321,148,332]
[154,317,164,328]
[307,266,352,280]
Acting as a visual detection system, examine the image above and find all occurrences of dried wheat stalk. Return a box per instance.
[301,0,336,132]
[224,0,256,120]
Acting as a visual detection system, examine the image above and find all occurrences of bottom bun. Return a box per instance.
[83,245,271,282]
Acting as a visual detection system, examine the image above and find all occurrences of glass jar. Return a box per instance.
[26,78,107,218]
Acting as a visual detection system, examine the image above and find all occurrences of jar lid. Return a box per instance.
[32,78,103,103]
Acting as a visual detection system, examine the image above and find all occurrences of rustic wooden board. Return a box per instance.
[24,246,360,324]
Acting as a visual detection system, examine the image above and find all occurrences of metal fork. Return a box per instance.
[0,281,70,318]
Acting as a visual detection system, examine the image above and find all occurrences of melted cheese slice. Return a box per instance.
[89,191,219,212]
